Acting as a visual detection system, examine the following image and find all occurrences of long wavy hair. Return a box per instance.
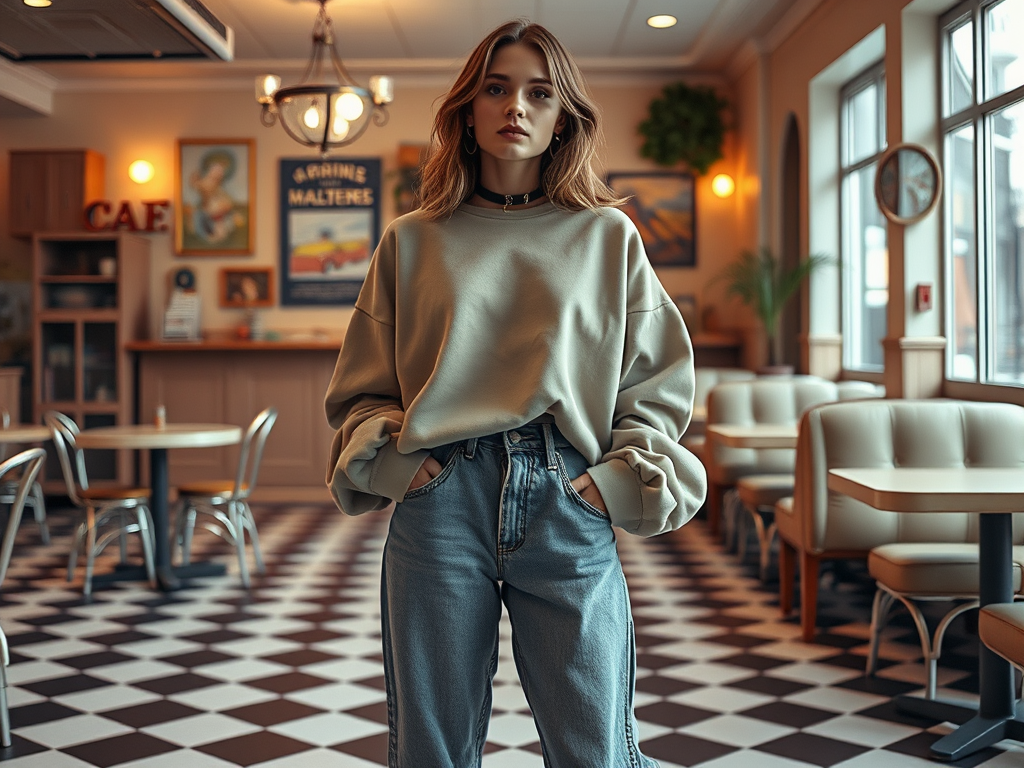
[417,19,625,220]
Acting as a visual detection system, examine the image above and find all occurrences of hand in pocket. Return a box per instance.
[571,471,607,514]
[408,455,444,493]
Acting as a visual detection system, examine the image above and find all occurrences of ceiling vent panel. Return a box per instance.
[0,0,233,62]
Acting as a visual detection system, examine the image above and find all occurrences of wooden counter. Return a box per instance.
[131,333,343,501]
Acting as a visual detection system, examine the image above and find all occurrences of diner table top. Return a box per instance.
[75,423,242,451]
[0,424,51,443]
[705,423,798,450]
[828,467,1024,513]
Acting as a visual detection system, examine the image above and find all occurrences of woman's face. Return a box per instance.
[468,42,566,165]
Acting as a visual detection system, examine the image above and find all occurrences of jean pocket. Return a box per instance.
[554,452,611,521]
[403,443,461,500]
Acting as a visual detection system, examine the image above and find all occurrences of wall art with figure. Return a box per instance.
[175,138,255,255]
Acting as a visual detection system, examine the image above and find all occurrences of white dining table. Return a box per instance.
[828,466,1024,761]
[705,423,798,450]
[75,423,242,591]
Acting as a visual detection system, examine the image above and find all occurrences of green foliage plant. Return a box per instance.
[638,83,728,175]
[716,246,834,366]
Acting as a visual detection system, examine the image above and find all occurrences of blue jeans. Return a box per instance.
[381,423,658,768]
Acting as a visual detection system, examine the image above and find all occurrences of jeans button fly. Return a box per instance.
[509,431,521,444]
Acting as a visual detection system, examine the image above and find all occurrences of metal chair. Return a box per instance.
[176,407,277,588]
[0,408,49,544]
[44,411,156,597]
[0,447,46,747]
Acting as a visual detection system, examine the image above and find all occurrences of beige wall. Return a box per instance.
[0,76,741,340]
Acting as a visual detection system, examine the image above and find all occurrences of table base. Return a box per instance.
[90,562,227,592]
[896,696,1024,760]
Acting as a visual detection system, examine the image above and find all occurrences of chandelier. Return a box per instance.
[255,0,393,155]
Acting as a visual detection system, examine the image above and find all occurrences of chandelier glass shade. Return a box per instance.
[256,0,393,154]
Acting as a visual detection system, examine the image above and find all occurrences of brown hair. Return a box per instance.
[417,19,625,220]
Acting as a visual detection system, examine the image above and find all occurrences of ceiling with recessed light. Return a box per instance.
[1,0,806,84]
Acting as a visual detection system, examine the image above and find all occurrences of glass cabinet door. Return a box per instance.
[84,323,117,403]
[41,322,76,402]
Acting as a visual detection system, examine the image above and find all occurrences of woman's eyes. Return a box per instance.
[484,84,552,100]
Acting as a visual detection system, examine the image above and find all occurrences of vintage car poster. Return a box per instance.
[279,157,381,305]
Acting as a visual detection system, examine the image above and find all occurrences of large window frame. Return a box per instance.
[839,62,887,373]
[942,0,1024,388]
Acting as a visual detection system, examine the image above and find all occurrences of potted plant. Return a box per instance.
[715,246,833,372]
[638,82,728,174]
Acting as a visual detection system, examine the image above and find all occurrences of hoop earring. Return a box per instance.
[547,132,562,158]
[463,126,478,155]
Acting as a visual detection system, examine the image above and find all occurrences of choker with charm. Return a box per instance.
[475,183,544,211]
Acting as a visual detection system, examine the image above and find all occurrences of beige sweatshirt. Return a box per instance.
[324,201,707,537]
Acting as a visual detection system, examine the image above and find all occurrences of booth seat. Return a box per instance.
[682,368,756,460]
[776,399,1024,644]
[703,376,853,537]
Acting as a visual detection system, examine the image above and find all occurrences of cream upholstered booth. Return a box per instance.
[682,368,756,460]
[776,399,1024,644]
[703,376,853,538]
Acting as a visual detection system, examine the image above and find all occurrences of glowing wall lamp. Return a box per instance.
[711,173,735,198]
[128,160,155,184]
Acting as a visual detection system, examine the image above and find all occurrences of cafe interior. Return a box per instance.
[1,0,1024,765]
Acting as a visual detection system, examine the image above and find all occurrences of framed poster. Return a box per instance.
[607,171,696,267]
[219,267,274,308]
[279,157,381,305]
[175,138,255,255]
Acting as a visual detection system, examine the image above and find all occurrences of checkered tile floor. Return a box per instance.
[0,502,1021,767]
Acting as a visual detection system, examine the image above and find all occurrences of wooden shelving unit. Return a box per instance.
[32,232,150,489]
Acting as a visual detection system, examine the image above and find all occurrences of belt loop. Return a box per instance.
[542,423,557,471]
[464,437,478,460]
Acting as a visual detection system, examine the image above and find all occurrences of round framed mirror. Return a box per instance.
[874,143,942,224]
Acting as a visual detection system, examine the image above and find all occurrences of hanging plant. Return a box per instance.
[638,82,728,175]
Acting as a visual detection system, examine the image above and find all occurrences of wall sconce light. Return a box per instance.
[23,0,52,7]
[128,160,155,184]
[711,173,735,198]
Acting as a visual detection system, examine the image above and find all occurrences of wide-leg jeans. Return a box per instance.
[381,423,659,767]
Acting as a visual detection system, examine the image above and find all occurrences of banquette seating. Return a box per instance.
[703,376,878,547]
[776,399,1024,662]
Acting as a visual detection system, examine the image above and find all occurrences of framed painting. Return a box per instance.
[279,157,381,305]
[219,266,274,308]
[607,172,696,267]
[175,138,255,255]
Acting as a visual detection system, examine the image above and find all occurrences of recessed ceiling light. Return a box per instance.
[24,0,52,6]
[647,14,677,29]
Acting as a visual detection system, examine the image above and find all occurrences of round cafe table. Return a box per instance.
[75,423,242,591]
[0,424,51,446]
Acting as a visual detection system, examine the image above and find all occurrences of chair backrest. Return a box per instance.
[43,410,88,505]
[835,380,886,400]
[0,447,45,586]
[233,407,278,499]
[793,398,1024,553]
[693,368,756,412]
[704,376,847,484]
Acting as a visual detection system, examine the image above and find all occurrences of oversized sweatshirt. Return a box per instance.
[324,201,707,537]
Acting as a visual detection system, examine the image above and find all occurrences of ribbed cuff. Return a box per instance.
[369,441,431,503]
[587,458,644,533]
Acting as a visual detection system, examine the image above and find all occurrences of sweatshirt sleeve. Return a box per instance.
[585,234,708,537]
[324,232,429,515]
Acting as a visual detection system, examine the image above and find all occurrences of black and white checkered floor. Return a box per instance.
[0,502,1021,767]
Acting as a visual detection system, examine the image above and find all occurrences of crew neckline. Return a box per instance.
[457,201,558,220]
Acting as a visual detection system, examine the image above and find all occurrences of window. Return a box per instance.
[943,0,1024,384]
[840,63,887,371]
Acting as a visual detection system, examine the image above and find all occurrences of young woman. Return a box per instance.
[325,19,706,768]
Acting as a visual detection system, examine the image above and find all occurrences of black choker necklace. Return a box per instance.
[475,183,544,211]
